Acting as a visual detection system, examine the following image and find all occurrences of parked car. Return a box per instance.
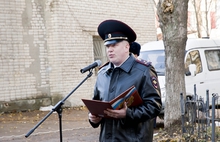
[139,38,220,117]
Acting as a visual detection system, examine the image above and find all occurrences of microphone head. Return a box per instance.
[95,60,102,67]
[80,60,102,74]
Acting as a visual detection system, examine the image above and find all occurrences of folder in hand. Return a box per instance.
[82,86,143,117]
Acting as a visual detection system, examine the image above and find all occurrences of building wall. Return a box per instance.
[0,0,156,112]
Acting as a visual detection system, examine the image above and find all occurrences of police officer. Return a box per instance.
[130,41,141,58]
[88,19,162,142]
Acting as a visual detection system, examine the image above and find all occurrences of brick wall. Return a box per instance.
[0,0,156,111]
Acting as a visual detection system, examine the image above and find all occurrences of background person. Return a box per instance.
[129,41,141,58]
[130,41,157,129]
[88,19,162,142]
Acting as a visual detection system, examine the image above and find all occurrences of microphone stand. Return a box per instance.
[25,71,93,142]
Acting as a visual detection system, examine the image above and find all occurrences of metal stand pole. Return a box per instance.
[25,71,93,142]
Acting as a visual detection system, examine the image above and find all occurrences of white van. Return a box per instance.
[139,38,220,115]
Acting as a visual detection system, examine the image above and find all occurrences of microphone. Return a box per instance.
[80,60,102,73]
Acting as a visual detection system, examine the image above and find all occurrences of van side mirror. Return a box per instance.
[188,64,196,76]
[185,71,191,76]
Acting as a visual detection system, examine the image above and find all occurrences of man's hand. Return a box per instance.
[89,113,102,124]
[104,102,127,118]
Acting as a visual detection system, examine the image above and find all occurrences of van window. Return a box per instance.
[139,50,165,75]
[205,50,220,71]
[185,50,202,74]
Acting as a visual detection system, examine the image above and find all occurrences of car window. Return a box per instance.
[185,50,202,74]
[205,50,220,71]
[139,50,165,74]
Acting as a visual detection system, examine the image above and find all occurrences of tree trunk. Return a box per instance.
[205,0,212,37]
[157,0,188,128]
[193,0,202,38]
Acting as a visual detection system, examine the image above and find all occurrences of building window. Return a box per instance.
[93,36,108,75]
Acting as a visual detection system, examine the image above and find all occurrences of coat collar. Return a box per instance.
[119,54,135,73]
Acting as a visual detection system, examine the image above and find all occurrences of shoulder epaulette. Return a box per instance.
[98,61,110,70]
[136,58,152,67]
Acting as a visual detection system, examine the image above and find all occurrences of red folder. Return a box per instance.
[82,86,143,117]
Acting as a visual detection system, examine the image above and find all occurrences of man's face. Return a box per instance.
[106,40,130,66]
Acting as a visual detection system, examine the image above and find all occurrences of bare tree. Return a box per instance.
[205,0,209,37]
[192,0,202,37]
[157,0,188,128]
[189,0,215,38]
[204,0,214,37]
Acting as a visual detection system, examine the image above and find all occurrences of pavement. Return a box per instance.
[0,107,163,142]
[0,107,100,142]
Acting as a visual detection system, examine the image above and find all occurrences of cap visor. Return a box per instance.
[104,40,119,46]
[104,39,126,46]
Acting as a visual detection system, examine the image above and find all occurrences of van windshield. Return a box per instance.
[139,50,165,75]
